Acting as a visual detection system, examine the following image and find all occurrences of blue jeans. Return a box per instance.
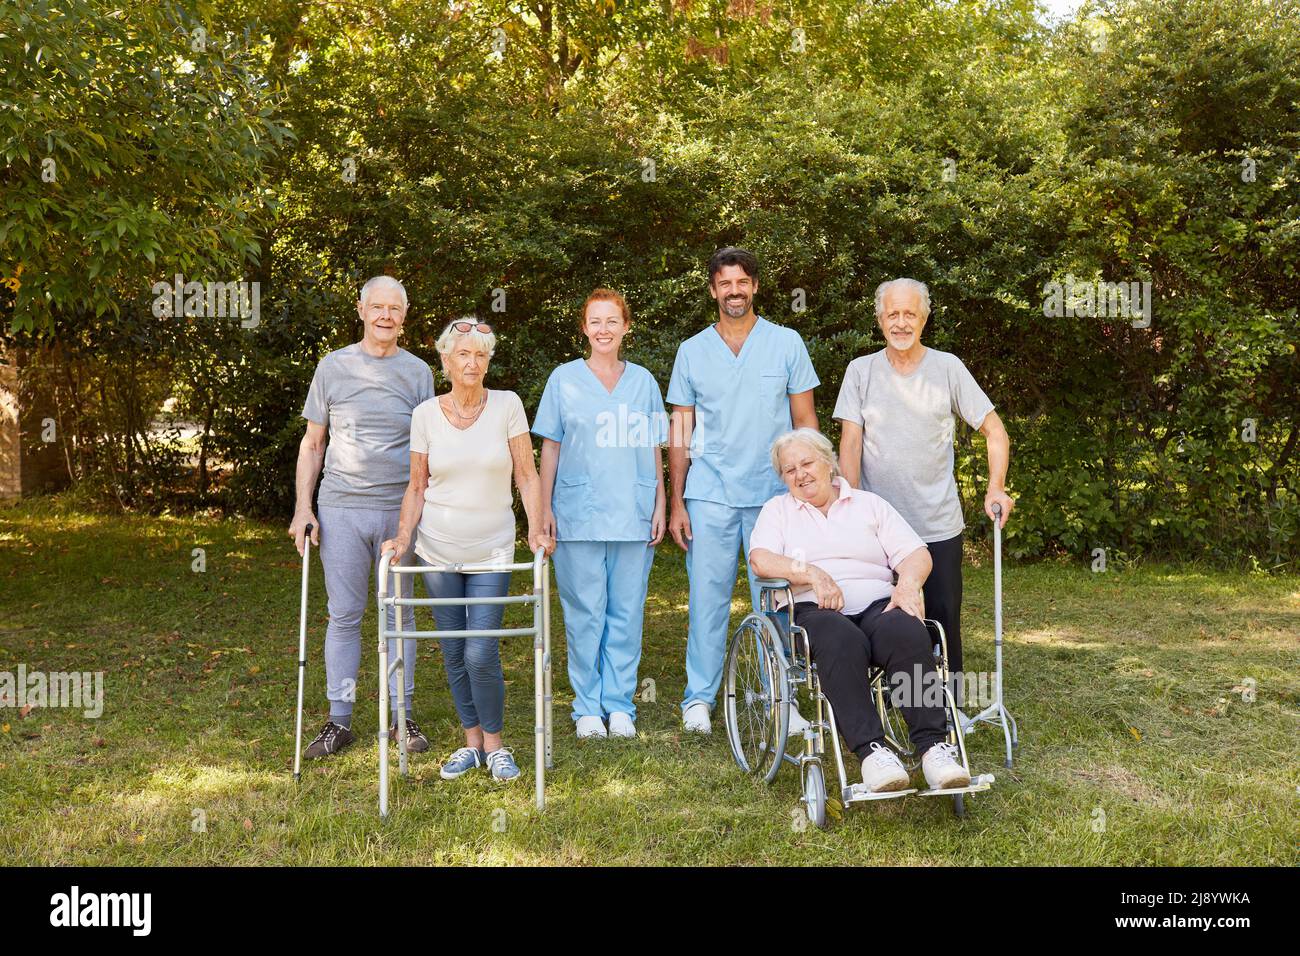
[422,570,511,734]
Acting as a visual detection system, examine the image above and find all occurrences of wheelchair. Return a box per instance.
[722,578,994,827]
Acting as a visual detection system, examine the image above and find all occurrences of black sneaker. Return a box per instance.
[304,720,355,759]
[389,718,430,753]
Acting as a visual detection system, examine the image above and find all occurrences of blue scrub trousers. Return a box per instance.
[682,498,764,712]
[553,540,655,721]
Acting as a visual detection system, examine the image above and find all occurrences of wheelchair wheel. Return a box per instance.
[953,793,966,818]
[802,761,827,829]
[873,672,914,761]
[723,613,789,783]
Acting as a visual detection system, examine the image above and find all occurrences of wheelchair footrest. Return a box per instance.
[842,784,918,803]
[916,776,994,797]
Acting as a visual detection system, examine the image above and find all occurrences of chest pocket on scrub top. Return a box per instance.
[760,371,786,404]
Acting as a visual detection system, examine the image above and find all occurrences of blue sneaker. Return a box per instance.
[485,748,520,783]
[439,746,485,780]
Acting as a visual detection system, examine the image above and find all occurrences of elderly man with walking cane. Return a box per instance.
[288,275,434,759]
[834,278,1014,711]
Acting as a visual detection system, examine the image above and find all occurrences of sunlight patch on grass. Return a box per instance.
[1069,764,1182,810]
[595,775,665,800]
[102,764,282,822]
[1015,627,1104,649]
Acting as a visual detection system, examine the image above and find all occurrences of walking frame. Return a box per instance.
[375,547,552,818]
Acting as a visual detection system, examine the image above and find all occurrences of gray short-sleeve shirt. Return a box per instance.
[301,344,435,510]
[832,347,994,542]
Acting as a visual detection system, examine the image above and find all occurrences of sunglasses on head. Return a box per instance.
[452,321,493,334]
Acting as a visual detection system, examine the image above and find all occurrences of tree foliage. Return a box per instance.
[2,0,1297,566]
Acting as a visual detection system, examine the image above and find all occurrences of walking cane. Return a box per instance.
[960,502,1019,767]
[293,523,314,783]
[990,502,1018,767]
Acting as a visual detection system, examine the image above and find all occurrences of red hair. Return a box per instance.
[580,288,631,331]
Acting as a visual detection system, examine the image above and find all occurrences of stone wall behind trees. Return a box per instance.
[0,346,67,501]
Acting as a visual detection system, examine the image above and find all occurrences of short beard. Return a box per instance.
[721,296,750,318]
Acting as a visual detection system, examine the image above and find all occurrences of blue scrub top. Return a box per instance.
[666,316,819,508]
[533,359,668,542]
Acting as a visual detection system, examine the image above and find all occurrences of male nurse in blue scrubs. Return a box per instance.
[666,247,819,734]
[535,289,668,740]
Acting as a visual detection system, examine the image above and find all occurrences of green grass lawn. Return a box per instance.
[1,497,1296,866]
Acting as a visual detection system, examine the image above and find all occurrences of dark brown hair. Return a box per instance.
[707,246,759,284]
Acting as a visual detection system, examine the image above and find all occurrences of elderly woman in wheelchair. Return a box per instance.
[740,427,980,812]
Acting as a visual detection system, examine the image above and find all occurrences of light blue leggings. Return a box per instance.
[318,505,416,725]
[422,570,511,734]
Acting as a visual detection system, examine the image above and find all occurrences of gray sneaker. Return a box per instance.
[304,721,355,759]
[485,747,520,782]
[439,746,485,780]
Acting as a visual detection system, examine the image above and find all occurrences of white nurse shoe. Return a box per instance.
[575,715,607,739]
[607,712,636,738]
[682,702,712,734]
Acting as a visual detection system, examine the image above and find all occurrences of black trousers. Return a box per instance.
[795,598,946,761]
[923,533,964,676]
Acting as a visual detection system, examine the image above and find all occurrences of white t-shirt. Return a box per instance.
[409,390,530,566]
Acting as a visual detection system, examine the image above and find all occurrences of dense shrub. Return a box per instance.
[3,0,1296,566]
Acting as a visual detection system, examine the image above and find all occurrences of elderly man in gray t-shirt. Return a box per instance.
[833,278,1013,692]
[289,275,434,760]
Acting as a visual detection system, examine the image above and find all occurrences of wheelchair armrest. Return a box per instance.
[755,577,790,590]
[924,618,949,662]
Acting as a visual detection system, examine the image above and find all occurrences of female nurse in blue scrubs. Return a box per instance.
[535,288,667,740]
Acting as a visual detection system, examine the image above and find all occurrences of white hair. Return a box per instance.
[769,428,840,478]
[874,277,930,322]
[359,275,408,310]
[436,317,497,359]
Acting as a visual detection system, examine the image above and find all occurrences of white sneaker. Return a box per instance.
[861,742,911,793]
[607,712,636,738]
[922,741,971,790]
[682,702,712,734]
[575,715,607,739]
[787,704,810,738]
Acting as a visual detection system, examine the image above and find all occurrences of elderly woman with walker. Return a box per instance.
[382,318,554,783]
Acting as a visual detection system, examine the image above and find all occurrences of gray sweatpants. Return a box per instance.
[318,505,417,723]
